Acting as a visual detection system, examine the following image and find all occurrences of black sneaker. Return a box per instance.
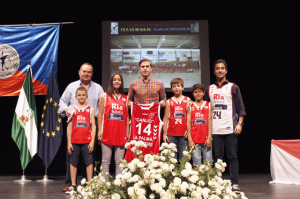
[232,184,241,194]
[65,185,77,195]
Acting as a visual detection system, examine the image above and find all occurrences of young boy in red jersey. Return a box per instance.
[67,87,96,193]
[187,84,212,167]
[163,78,190,160]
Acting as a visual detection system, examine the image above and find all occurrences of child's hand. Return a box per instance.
[186,101,193,111]
[189,140,195,148]
[68,144,73,155]
[98,130,103,141]
[184,131,188,138]
[88,142,94,153]
[205,137,212,148]
[163,135,169,143]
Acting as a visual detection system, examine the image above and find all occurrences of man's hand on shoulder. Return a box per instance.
[159,100,165,107]
[65,108,71,118]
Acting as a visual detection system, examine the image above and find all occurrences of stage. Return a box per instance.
[0,174,299,199]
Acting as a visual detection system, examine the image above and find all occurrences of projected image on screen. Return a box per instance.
[111,35,200,88]
[102,21,210,91]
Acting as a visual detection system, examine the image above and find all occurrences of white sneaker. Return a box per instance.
[232,184,241,194]
[65,185,77,195]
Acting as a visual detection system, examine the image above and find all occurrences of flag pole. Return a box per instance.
[14,61,33,183]
[37,167,54,182]
[14,170,32,183]
[37,61,56,183]
[1,22,74,27]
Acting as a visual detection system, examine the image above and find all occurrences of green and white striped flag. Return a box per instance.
[12,66,38,170]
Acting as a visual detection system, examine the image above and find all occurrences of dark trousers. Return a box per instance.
[65,117,98,186]
[212,133,239,185]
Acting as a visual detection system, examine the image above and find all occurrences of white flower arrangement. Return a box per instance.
[71,142,247,199]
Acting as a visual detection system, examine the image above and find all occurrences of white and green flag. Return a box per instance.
[12,66,38,170]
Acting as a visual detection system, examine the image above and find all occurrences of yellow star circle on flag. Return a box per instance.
[46,132,50,137]
[50,98,53,103]
[41,122,44,127]
[52,131,56,137]
[54,102,58,107]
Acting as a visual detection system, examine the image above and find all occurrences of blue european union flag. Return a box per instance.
[38,65,63,168]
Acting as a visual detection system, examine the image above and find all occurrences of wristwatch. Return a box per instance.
[238,122,244,126]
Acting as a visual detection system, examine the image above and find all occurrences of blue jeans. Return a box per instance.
[212,133,239,185]
[192,143,212,166]
[167,136,188,161]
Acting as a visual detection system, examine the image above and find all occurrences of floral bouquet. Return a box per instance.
[71,140,247,199]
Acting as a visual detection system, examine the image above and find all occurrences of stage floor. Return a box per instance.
[0,174,299,199]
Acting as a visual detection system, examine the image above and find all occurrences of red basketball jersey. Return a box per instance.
[190,101,210,143]
[71,106,92,144]
[125,103,163,162]
[167,96,188,136]
[101,93,128,145]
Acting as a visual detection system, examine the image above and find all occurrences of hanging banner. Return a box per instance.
[0,25,60,96]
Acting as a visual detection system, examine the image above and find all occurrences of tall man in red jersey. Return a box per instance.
[126,58,166,161]
[205,59,246,194]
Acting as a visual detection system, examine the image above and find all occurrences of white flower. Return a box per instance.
[161,142,168,149]
[170,158,178,164]
[122,172,132,180]
[209,194,220,199]
[106,182,111,186]
[189,175,199,183]
[132,175,140,182]
[131,146,137,152]
[152,161,159,167]
[114,179,121,186]
[160,156,166,161]
[81,178,86,185]
[158,178,166,188]
[155,174,162,179]
[125,142,130,149]
[180,197,188,199]
[162,149,169,154]
[185,162,192,170]
[111,193,121,199]
[137,162,145,168]
[149,193,155,199]
[171,152,175,157]
[130,140,137,145]
[127,187,134,197]
[183,151,189,156]
[181,170,190,177]
[198,180,205,186]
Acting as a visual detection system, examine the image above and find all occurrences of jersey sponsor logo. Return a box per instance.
[77,115,86,121]
[122,98,126,101]
[86,109,90,112]
[183,100,187,102]
[108,114,124,121]
[175,106,183,111]
[193,120,207,125]
[195,113,204,117]
[172,113,186,118]
[170,101,174,106]
[149,113,155,119]
[112,103,123,110]
[213,94,224,100]
[204,106,208,109]
[75,123,88,128]
[213,104,227,110]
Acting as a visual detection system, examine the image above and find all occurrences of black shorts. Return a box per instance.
[70,143,93,164]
